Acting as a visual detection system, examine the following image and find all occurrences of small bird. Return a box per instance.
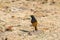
[30,15,38,31]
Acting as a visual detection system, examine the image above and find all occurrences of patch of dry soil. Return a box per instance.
[0,0,60,40]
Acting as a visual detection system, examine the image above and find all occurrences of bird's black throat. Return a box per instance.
[31,15,37,23]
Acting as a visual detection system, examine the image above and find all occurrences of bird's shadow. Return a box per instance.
[20,29,43,36]
[20,29,29,33]
[20,29,33,35]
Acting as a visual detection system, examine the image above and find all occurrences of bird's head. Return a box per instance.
[30,15,34,18]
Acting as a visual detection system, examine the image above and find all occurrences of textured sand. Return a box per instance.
[0,0,60,40]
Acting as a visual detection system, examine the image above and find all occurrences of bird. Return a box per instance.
[30,15,38,31]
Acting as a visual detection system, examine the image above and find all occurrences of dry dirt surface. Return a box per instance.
[0,0,60,40]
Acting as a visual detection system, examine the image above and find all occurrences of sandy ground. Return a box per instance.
[0,0,60,40]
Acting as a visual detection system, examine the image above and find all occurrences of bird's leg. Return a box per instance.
[35,26,38,31]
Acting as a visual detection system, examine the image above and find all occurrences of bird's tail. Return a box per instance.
[32,22,38,31]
